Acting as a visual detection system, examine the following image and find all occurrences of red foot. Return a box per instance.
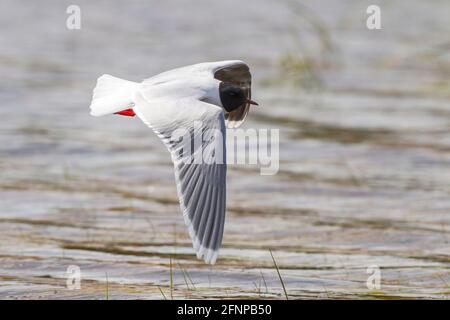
[114,108,136,117]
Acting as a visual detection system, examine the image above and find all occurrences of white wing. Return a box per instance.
[133,91,226,264]
[142,60,253,128]
[143,60,245,85]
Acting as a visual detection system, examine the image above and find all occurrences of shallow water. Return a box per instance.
[0,0,449,299]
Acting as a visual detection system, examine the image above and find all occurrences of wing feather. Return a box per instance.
[142,60,253,129]
[133,93,227,264]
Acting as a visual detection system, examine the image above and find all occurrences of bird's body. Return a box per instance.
[89,60,256,264]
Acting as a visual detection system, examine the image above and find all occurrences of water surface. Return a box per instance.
[0,0,449,299]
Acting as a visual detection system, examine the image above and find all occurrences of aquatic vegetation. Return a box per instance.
[270,249,289,300]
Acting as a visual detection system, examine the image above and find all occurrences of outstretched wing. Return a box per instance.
[133,92,226,264]
[212,61,252,128]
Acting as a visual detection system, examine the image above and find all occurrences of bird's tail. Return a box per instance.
[89,75,139,117]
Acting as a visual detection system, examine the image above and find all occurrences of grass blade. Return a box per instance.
[105,272,109,300]
[178,263,190,291]
[157,286,167,300]
[260,270,268,294]
[269,249,288,300]
[169,257,173,299]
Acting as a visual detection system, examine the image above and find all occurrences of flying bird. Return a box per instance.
[89,60,257,264]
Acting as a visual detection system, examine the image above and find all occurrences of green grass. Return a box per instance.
[105,272,109,300]
[270,249,289,300]
[157,286,167,300]
[178,263,196,291]
[169,257,173,299]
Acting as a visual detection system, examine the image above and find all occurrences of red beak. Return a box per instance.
[247,99,259,106]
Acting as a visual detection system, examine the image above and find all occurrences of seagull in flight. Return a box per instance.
[89,60,257,264]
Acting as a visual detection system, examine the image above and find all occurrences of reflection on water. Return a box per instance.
[0,0,449,299]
